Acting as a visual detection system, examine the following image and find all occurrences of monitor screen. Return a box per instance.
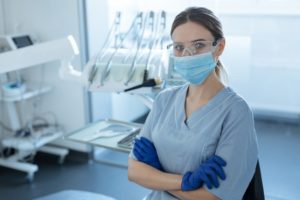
[12,35,33,48]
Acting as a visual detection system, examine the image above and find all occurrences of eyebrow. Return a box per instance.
[191,38,207,42]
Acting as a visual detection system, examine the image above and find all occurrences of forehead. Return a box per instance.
[171,21,214,42]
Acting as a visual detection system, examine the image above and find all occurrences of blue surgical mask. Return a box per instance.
[173,52,217,85]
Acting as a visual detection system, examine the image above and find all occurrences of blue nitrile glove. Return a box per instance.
[181,155,227,191]
[133,137,163,171]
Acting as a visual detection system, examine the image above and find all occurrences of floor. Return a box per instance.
[0,119,299,200]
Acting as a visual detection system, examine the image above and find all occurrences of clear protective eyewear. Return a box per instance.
[167,40,218,57]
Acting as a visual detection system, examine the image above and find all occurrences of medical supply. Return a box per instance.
[133,137,163,171]
[81,124,136,142]
[173,52,217,85]
[117,129,140,149]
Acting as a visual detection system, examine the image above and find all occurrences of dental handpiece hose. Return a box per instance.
[124,78,161,92]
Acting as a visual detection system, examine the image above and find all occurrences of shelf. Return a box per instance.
[2,131,63,151]
[0,85,52,102]
[67,119,143,153]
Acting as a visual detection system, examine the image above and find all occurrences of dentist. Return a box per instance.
[128,7,258,200]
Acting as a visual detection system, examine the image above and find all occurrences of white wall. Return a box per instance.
[1,0,88,150]
[220,13,300,121]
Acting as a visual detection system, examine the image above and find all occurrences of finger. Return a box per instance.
[203,167,219,188]
[134,139,148,154]
[182,172,193,191]
[134,142,147,156]
[133,143,143,155]
[197,169,212,189]
[133,148,143,161]
[140,137,155,150]
[213,155,227,166]
[208,162,226,180]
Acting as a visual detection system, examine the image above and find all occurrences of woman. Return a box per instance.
[128,7,258,200]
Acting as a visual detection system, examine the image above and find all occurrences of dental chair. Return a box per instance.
[34,190,116,200]
[243,161,265,200]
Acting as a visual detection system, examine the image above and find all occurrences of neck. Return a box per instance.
[187,72,224,101]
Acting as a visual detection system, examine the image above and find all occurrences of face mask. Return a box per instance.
[173,52,217,85]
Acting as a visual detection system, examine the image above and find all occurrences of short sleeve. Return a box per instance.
[206,100,259,200]
[128,93,162,160]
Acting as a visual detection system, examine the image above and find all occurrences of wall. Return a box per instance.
[220,13,300,121]
[1,0,89,151]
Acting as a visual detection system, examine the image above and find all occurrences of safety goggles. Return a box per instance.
[167,39,218,57]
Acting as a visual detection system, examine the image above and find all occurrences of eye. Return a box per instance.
[174,44,184,52]
[194,42,206,49]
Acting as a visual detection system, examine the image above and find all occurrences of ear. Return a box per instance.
[214,38,225,58]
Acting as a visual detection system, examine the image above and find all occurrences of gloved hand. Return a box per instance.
[133,137,163,171]
[181,155,227,191]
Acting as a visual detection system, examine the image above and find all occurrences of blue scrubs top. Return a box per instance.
[129,84,258,200]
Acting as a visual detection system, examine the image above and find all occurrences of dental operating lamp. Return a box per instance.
[0,35,80,75]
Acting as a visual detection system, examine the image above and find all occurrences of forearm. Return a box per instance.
[128,158,182,190]
[128,158,220,200]
[168,188,220,200]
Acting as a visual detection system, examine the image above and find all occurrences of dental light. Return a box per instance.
[0,35,80,75]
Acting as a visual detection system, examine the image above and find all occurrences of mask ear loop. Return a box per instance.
[212,38,226,82]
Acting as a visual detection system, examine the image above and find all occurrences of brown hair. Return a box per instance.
[171,7,227,82]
